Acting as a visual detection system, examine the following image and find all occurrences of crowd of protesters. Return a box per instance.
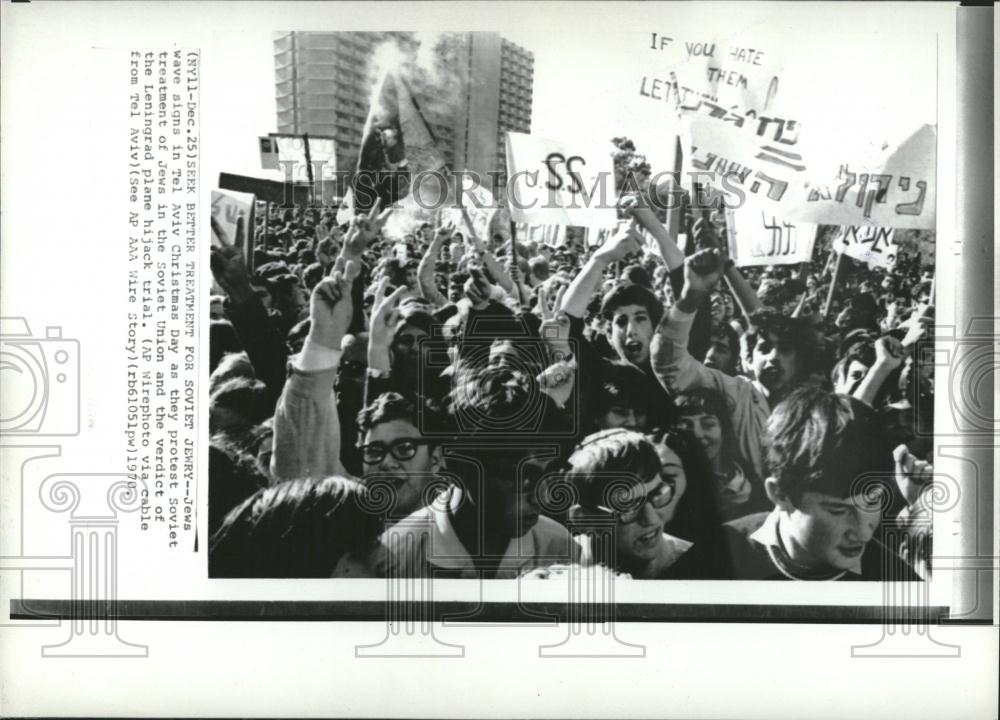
[208,182,936,582]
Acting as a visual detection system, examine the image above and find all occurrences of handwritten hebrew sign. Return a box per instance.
[685,111,935,229]
[832,225,898,269]
[725,208,817,267]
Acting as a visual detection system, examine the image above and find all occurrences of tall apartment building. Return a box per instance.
[273,31,533,191]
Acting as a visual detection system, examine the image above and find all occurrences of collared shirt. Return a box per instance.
[749,509,862,579]
[382,486,578,579]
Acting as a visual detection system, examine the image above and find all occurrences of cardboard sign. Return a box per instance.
[832,225,898,269]
[504,133,617,228]
[725,208,817,266]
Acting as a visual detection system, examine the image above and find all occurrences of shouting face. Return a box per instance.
[609,304,654,366]
[751,331,801,397]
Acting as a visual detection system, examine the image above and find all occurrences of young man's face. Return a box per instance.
[609,304,654,366]
[617,475,673,563]
[487,460,541,539]
[709,292,727,324]
[405,267,419,290]
[677,412,723,464]
[834,359,870,396]
[390,323,429,374]
[781,490,882,571]
[751,330,801,396]
[362,419,440,519]
[704,332,736,374]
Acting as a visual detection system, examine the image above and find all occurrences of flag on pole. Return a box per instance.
[350,70,447,213]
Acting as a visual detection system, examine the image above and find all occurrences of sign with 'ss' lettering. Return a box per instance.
[504,133,618,228]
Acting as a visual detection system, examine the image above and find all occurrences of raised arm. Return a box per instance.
[723,262,764,318]
[271,259,359,482]
[417,223,451,307]
[560,223,644,319]
[650,248,725,394]
[620,186,685,271]
[210,216,288,407]
[853,319,926,407]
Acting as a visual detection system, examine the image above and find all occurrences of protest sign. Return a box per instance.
[725,208,817,266]
[515,223,567,248]
[683,106,935,229]
[439,180,499,244]
[211,189,255,265]
[505,133,618,228]
[638,33,785,119]
[259,136,278,170]
[270,133,338,182]
[219,172,310,208]
[832,225,898,269]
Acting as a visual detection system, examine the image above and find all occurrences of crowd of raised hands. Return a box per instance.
[207,188,937,582]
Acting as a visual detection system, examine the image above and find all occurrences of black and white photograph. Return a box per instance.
[0,2,995,718]
[208,29,939,585]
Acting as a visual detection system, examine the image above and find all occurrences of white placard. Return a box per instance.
[505,132,618,228]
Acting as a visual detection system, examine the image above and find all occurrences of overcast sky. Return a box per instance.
[203,7,938,183]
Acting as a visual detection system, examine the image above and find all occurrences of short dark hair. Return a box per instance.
[600,282,664,326]
[673,387,737,470]
[209,320,242,373]
[209,476,384,577]
[765,388,892,503]
[621,264,652,289]
[596,360,650,414]
[357,392,429,440]
[208,439,267,536]
[528,256,551,282]
[210,351,254,393]
[562,429,662,510]
[303,262,325,289]
[747,309,825,378]
[709,321,740,355]
[209,376,270,433]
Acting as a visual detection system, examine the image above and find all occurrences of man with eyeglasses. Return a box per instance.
[561,429,695,579]
[357,392,443,519]
[382,367,578,579]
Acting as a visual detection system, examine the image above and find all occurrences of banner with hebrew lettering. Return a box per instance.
[832,225,898,269]
[725,208,817,267]
[683,102,935,229]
